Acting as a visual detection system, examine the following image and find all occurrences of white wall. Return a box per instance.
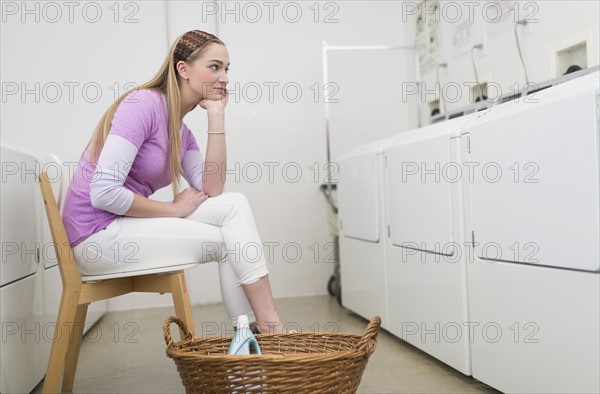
[0,1,413,311]
[1,1,170,159]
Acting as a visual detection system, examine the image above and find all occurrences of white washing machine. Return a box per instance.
[0,140,46,394]
[462,71,600,393]
[337,136,396,328]
[383,112,493,375]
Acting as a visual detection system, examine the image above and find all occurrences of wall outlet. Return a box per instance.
[556,41,588,76]
[470,83,488,103]
[428,100,441,117]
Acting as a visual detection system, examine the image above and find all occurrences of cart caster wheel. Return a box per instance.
[328,275,342,305]
[328,275,336,296]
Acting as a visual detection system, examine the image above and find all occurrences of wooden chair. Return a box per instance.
[39,164,198,393]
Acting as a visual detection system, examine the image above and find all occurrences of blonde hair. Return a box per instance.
[83,31,224,196]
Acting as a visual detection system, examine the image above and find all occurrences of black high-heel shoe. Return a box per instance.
[233,325,261,334]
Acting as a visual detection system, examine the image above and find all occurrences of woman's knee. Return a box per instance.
[214,192,250,209]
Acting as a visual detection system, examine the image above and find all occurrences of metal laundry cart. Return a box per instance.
[319,182,340,304]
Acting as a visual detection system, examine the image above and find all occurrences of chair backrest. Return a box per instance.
[39,154,68,214]
[39,171,82,287]
[39,155,68,270]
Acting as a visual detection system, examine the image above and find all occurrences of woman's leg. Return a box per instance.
[217,258,282,334]
[72,215,224,276]
[185,193,283,334]
[73,192,283,332]
[241,275,283,334]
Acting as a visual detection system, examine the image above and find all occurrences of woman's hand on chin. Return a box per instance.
[198,92,228,113]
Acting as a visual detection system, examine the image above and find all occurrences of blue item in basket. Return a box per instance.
[227,315,262,355]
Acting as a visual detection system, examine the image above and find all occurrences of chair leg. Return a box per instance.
[170,271,195,338]
[42,290,80,394]
[61,303,89,392]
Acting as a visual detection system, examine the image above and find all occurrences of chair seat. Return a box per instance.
[81,262,200,282]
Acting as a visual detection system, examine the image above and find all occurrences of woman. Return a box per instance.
[62,30,284,334]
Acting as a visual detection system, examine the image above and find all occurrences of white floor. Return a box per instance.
[33,295,498,393]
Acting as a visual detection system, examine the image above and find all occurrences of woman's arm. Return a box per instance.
[201,103,227,196]
[91,134,206,218]
[126,191,205,218]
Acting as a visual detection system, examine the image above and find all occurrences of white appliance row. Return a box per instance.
[337,71,600,393]
[0,142,106,394]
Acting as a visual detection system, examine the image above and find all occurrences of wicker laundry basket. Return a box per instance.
[163,316,381,394]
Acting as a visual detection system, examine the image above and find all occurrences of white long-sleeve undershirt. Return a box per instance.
[90,134,204,215]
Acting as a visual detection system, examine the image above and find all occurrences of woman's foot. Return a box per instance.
[254,320,284,335]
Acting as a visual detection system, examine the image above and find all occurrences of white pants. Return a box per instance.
[73,192,268,324]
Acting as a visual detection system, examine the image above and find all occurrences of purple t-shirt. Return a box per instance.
[62,89,200,246]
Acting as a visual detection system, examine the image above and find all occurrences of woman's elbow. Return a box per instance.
[203,184,224,197]
[89,185,131,214]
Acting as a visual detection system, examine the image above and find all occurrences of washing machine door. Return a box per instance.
[468,72,600,271]
[338,141,387,243]
[386,116,473,255]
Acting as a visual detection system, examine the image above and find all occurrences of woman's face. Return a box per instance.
[184,43,230,101]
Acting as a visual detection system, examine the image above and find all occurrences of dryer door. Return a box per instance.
[386,132,457,255]
[338,151,381,242]
[468,73,599,271]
